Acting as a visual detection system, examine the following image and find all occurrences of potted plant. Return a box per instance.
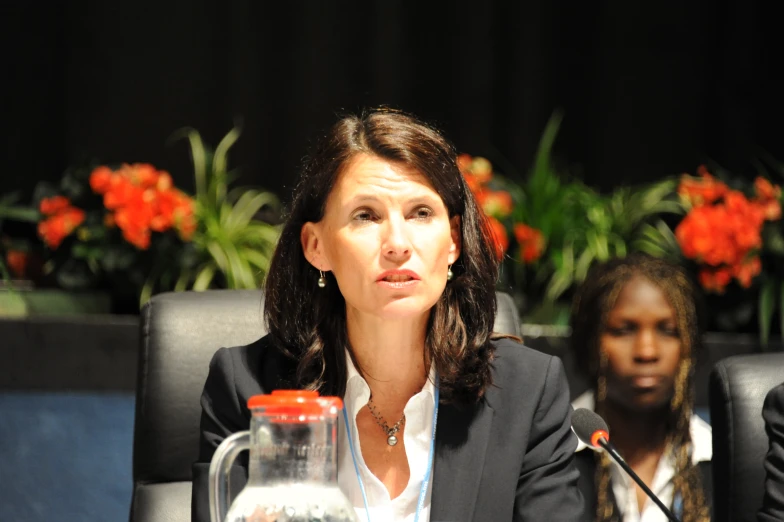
[460,112,681,326]
[0,128,281,315]
[663,163,784,344]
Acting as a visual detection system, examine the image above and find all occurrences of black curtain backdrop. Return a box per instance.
[3,1,783,204]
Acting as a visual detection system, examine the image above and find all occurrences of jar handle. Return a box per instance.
[208,431,250,522]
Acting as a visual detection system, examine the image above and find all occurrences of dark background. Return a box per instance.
[3,1,783,204]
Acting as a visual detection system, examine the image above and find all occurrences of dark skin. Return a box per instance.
[600,276,682,513]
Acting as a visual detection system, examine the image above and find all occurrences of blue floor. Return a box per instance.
[0,392,135,522]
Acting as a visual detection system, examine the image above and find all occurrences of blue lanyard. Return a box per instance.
[342,385,440,522]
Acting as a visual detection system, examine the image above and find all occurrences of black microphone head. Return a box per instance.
[572,408,609,447]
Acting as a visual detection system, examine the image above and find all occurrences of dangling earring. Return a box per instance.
[318,270,326,288]
[447,264,454,281]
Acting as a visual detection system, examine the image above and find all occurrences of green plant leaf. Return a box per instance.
[574,248,595,283]
[529,110,563,187]
[225,191,278,229]
[0,258,11,282]
[0,205,40,222]
[586,229,610,261]
[205,241,230,272]
[241,248,271,271]
[546,270,573,302]
[632,221,681,260]
[174,270,192,292]
[759,279,776,346]
[193,263,217,291]
[213,127,241,184]
[169,128,208,198]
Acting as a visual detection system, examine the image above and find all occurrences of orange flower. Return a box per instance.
[37,207,85,249]
[484,216,509,260]
[117,163,159,189]
[114,191,155,250]
[724,191,765,251]
[457,153,473,173]
[89,166,114,195]
[759,199,782,221]
[752,176,782,220]
[119,224,151,250]
[476,190,513,218]
[94,162,197,248]
[470,157,493,184]
[678,168,728,206]
[754,176,781,201]
[177,213,197,241]
[675,206,728,265]
[5,250,28,278]
[39,196,71,216]
[698,266,733,294]
[171,193,196,241]
[514,223,545,263]
[463,173,482,194]
[732,256,762,288]
[156,171,173,192]
[103,175,138,210]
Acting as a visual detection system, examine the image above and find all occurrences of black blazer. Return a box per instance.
[191,335,586,522]
[574,439,713,520]
[759,382,784,522]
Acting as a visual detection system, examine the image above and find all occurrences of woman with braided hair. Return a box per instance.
[569,253,712,522]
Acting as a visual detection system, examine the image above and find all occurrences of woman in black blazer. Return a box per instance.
[759,381,784,521]
[569,254,712,522]
[191,109,585,522]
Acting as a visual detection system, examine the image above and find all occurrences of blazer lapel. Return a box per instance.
[430,399,495,521]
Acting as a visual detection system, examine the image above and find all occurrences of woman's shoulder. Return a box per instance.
[486,337,569,408]
[490,336,561,378]
[207,333,298,394]
[765,381,784,410]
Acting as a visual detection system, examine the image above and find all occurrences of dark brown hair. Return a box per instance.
[263,108,500,404]
[570,253,709,522]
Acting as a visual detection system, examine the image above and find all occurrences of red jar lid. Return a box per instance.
[247,390,343,418]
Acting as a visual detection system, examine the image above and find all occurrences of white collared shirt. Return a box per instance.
[572,391,712,522]
[338,352,437,522]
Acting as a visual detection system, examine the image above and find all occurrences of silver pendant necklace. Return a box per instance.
[367,395,406,446]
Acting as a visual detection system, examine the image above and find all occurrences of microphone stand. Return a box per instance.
[597,437,681,522]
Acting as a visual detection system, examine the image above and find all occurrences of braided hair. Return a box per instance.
[570,253,710,522]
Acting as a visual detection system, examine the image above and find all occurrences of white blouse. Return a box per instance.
[337,353,437,522]
[572,391,713,522]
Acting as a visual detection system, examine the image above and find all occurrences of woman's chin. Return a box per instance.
[375,296,438,320]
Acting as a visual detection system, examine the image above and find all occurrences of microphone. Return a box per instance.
[572,408,680,522]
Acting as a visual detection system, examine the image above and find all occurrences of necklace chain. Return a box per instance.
[367,395,406,438]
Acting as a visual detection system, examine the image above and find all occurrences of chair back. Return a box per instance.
[709,352,784,522]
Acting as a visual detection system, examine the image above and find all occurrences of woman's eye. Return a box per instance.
[353,210,375,222]
[606,325,633,336]
[659,324,679,337]
[412,207,433,220]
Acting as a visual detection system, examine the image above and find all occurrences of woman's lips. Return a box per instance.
[376,269,421,283]
[630,375,663,389]
[377,278,420,289]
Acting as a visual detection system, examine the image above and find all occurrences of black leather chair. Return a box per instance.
[129,289,522,522]
[709,352,784,522]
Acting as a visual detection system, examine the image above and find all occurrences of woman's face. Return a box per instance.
[301,154,461,321]
[600,276,683,412]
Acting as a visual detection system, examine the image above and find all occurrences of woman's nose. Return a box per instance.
[382,216,412,259]
[633,329,660,362]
